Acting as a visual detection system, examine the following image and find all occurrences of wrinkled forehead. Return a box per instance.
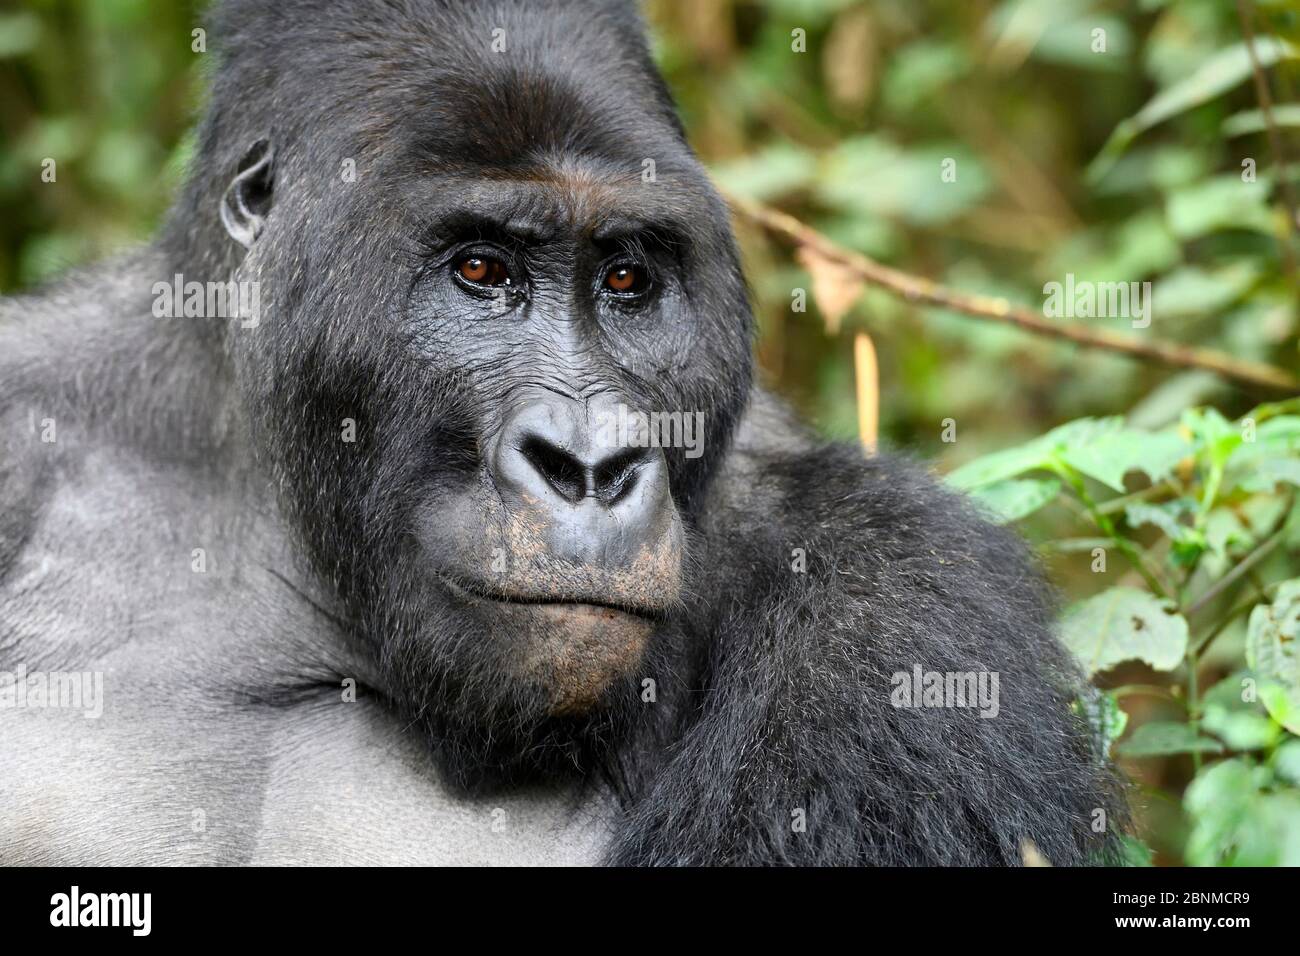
[406,156,712,247]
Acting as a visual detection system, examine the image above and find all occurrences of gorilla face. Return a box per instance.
[403,171,702,715]
[213,9,753,785]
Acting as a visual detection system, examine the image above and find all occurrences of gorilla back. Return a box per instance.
[0,0,1126,865]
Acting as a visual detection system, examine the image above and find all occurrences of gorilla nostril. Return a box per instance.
[519,435,588,503]
[592,448,649,504]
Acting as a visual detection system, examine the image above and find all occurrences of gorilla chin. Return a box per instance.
[441,582,659,716]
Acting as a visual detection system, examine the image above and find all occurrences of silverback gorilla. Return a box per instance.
[0,0,1126,865]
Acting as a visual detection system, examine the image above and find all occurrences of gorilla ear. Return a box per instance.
[220,139,274,249]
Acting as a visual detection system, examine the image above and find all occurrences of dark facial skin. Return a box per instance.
[406,174,698,713]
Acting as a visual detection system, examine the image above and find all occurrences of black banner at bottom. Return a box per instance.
[0,865,1275,941]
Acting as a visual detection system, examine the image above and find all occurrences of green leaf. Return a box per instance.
[1114,834,1154,867]
[1275,739,1300,786]
[882,41,971,114]
[1165,174,1278,240]
[1232,416,1300,463]
[1231,458,1300,494]
[1182,407,1241,465]
[946,417,1124,491]
[1201,669,1262,711]
[946,439,1057,490]
[1125,499,1194,539]
[969,478,1061,524]
[1090,39,1300,181]
[1184,759,1258,865]
[1222,104,1300,137]
[816,135,992,227]
[1059,427,1190,492]
[1043,416,1126,447]
[711,142,819,202]
[1187,765,1300,867]
[1201,704,1281,752]
[0,12,41,58]
[1150,263,1262,321]
[1260,684,1300,735]
[1248,398,1300,422]
[1116,720,1224,757]
[1239,493,1290,537]
[1061,587,1190,676]
[1204,507,1251,560]
[1246,579,1300,736]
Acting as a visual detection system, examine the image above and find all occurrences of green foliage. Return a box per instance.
[1090,37,1300,181]
[954,395,1300,865]
[1184,759,1300,865]
[0,0,203,290]
[1247,579,1300,734]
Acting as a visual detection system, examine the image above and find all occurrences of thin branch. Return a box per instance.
[1236,0,1299,288]
[1183,523,1287,619]
[724,191,1300,394]
[1062,469,1173,600]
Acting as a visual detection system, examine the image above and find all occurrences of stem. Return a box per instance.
[1095,481,1175,516]
[1191,596,1257,657]
[724,191,1300,393]
[1186,647,1202,773]
[1111,683,1183,704]
[1061,469,1171,598]
[1183,524,1287,619]
[1236,0,1300,296]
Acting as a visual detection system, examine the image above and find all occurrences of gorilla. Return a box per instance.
[0,0,1126,865]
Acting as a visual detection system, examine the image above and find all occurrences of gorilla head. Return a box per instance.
[169,0,752,786]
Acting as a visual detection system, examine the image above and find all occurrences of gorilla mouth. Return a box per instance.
[434,568,661,717]
[433,571,664,623]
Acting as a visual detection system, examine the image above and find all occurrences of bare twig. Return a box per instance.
[853,332,878,455]
[1235,0,1299,289]
[724,191,1300,394]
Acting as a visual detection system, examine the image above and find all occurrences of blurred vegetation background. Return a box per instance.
[3,0,1300,865]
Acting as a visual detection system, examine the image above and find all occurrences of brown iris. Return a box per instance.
[456,256,511,286]
[605,264,647,295]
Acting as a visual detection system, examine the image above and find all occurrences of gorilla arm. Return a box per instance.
[607,408,1126,866]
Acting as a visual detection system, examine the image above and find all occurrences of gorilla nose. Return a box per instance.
[518,434,651,506]
[491,397,675,566]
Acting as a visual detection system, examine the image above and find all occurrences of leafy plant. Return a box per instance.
[951,398,1300,865]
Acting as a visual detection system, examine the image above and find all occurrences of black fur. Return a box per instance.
[0,0,1126,865]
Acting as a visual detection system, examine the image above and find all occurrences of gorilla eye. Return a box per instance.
[604,264,649,296]
[455,256,511,287]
